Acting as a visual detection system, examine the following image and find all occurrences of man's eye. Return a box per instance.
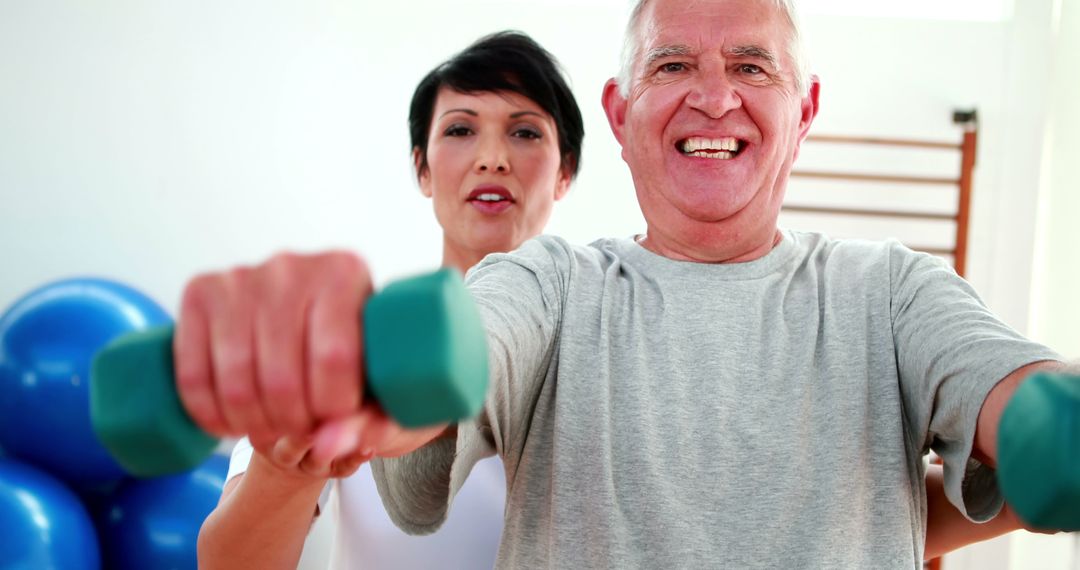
[659,62,686,73]
[739,64,763,75]
[444,125,472,137]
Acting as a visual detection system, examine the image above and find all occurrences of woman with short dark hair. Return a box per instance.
[199,31,584,569]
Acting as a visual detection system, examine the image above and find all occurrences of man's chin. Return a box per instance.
[667,188,759,224]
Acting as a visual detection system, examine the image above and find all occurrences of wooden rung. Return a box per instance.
[906,246,955,256]
[806,134,961,150]
[781,205,956,221]
[791,171,960,186]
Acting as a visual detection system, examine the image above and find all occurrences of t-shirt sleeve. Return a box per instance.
[371,236,569,535]
[889,243,1061,521]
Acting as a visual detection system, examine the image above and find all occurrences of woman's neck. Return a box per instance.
[441,241,486,274]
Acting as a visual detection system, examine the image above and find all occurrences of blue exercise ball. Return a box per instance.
[99,453,229,570]
[0,277,172,488]
[0,458,102,570]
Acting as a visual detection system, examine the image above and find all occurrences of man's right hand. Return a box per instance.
[174,250,371,444]
[173,251,449,477]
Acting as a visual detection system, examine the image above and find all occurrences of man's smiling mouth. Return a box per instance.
[677,136,743,159]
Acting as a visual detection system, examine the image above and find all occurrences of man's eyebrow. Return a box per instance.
[643,44,692,68]
[438,108,478,119]
[727,45,779,68]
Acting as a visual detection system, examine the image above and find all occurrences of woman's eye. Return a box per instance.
[659,62,686,73]
[513,127,542,140]
[444,125,472,137]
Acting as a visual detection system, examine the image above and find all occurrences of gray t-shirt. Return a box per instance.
[373,231,1059,569]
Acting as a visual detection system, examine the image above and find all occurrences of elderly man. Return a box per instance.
[370,0,1060,566]
[187,0,1066,567]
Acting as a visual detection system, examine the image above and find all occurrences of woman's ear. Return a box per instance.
[554,160,574,201]
[413,147,433,198]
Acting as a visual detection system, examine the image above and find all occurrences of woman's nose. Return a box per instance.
[474,136,510,174]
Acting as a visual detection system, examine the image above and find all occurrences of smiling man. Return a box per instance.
[370,0,1064,567]
[603,0,816,265]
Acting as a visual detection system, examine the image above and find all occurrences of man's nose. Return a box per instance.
[474,134,510,174]
[686,69,741,119]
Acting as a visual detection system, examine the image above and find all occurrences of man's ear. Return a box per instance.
[797,75,821,142]
[601,78,629,146]
[792,75,821,161]
[412,147,432,198]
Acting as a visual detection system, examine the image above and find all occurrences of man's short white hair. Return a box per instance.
[616,0,811,97]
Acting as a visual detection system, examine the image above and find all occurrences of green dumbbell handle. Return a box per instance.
[90,268,488,478]
[997,371,1080,531]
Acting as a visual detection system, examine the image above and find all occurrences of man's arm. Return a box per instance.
[973,360,1061,469]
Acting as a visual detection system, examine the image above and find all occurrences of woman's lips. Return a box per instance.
[467,185,515,215]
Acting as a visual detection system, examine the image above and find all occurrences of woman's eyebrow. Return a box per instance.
[439,108,478,119]
[509,111,544,119]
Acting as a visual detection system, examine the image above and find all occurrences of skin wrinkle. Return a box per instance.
[620,0,807,96]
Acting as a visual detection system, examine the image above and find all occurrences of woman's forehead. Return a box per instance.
[433,88,551,120]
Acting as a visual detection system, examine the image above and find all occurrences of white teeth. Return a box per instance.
[475,193,506,202]
[679,137,741,156]
[686,150,735,159]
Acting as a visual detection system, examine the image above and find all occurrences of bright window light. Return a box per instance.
[800,0,1013,22]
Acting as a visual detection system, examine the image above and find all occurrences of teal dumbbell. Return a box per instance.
[997,371,1080,530]
[90,269,488,478]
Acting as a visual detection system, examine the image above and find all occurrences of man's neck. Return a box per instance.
[637,226,783,264]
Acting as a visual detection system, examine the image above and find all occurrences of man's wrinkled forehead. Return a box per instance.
[634,0,790,64]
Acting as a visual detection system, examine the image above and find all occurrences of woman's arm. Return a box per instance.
[197,416,446,569]
[197,453,329,570]
[924,463,1022,560]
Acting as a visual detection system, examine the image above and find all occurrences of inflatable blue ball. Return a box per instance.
[0,278,172,488]
[99,454,229,570]
[0,458,102,570]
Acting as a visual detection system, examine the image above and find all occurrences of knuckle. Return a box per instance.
[226,265,253,291]
[262,374,304,411]
[268,250,300,269]
[217,344,255,380]
[322,251,368,285]
[312,338,359,379]
[181,273,217,310]
[218,378,257,409]
[174,365,209,393]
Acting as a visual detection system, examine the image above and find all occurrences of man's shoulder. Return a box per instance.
[468,235,631,283]
[785,230,958,299]
[787,230,930,268]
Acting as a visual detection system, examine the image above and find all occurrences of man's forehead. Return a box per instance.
[637,0,787,50]
[635,0,790,66]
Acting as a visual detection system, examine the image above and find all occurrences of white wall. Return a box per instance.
[0,1,1074,568]
[1031,0,1080,357]
[0,0,1056,333]
[1019,0,1080,565]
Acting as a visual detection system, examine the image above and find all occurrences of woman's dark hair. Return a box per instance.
[409,31,584,180]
